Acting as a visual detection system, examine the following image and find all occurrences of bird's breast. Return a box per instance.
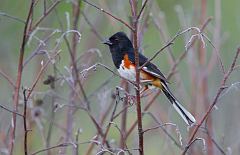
[117,60,136,81]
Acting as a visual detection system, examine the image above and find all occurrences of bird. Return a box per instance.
[103,32,196,126]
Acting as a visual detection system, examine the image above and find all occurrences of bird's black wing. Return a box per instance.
[127,51,168,82]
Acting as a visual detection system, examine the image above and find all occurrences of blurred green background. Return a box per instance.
[0,0,240,154]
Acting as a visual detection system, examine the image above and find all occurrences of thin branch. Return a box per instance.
[184,138,206,152]
[75,129,81,155]
[23,89,29,155]
[84,99,115,155]
[139,24,212,70]
[136,0,149,21]
[30,142,76,155]
[0,11,25,23]
[130,0,144,154]
[139,42,173,70]
[113,104,133,120]
[0,104,23,117]
[101,87,120,146]
[144,112,183,149]
[203,127,226,155]
[119,82,129,151]
[142,123,178,134]
[82,0,134,31]
[64,34,91,110]
[9,1,35,154]
[30,0,62,32]
[26,51,61,100]
[79,63,136,86]
[82,11,104,41]
[182,48,240,155]
[0,69,15,88]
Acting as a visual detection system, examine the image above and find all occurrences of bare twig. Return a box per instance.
[31,142,76,155]
[0,11,25,23]
[203,127,226,155]
[0,104,23,117]
[142,123,178,134]
[80,63,136,86]
[82,0,134,31]
[129,0,144,154]
[30,0,62,32]
[145,112,183,149]
[26,51,61,100]
[101,87,121,146]
[182,48,240,154]
[75,129,81,155]
[0,69,15,88]
[184,138,206,152]
[82,11,104,41]
[23,89,29,155]
[9,1,35,154]
[113,104,133,120]
[84,99,115,155]
[139,25,211,70]
[136,0,149,21]
[119,82,129,152]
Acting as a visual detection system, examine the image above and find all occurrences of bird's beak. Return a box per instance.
[102,39,112,45]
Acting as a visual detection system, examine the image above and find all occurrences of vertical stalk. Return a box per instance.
[130,0,144,154]
[119,81,129,153]
[198,0,214,154]
[63,1,82,154]
[9,1,34,154]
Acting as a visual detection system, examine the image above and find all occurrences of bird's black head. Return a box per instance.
[103,32,133,54]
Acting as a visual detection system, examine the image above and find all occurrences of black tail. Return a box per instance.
[161,82,196,126]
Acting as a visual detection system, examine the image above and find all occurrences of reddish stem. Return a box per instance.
[9,1,34,154]
[182,48,240,155]
[130,0,144,154]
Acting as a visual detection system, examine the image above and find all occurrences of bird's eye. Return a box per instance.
[114,38,119,42]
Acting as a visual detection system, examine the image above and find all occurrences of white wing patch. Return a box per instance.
[142,67,160,78]
[117,61,159,90]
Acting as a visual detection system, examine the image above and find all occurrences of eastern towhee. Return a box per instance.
[104,32,196,126]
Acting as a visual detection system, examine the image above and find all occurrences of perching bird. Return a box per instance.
[103,32,196,126]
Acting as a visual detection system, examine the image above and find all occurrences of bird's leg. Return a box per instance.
[140,85,148,94]
[140,85,153,97]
